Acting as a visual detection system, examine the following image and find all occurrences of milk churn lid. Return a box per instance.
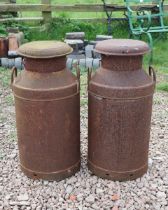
[17,41,73,58]
[94,39,150,56]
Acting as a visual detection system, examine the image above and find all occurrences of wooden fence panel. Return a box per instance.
[0,2,168,24]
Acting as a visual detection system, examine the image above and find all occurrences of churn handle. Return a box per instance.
[149,66,156,82]
[11,66,17,86]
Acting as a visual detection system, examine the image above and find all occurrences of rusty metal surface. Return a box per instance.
[94,39,150,56]
[0,37,8,57]
[88,39,155,181]
[17,41,73,59]
[8,34,18,51]
[24,57,66,73]
[11,41,80,181]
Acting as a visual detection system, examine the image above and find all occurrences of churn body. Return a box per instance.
[12,41,80,180]
[88,39,156,181]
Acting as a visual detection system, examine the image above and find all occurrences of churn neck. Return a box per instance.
[101,55,143,71]
[24,57,66,73]
[94,39,150,71]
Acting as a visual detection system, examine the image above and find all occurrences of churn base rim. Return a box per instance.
[20,160,80,181]
[88,160,148,181]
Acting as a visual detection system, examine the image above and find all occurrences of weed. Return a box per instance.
[0,25,7,36]
[27,17,109,41]
[0,68,11,88]
[157,82,168,92]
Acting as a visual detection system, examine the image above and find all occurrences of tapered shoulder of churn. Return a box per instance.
[17,41,73,59]
[94,39,150,56]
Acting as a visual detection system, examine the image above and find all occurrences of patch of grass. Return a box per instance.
[28,18,108,41]
[16,0,123,19]
[0,25,7,36]
[157,82,168,92]
[0,68,11,88]
[2,21,32,40]
[27,17,128,41]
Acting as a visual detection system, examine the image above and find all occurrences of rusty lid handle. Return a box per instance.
[149,66,156,83]
[11,66,17,87]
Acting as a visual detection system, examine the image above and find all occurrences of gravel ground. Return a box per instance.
[0,72,168,210]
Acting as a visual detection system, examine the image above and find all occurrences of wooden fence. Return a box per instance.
[0,0,168,24]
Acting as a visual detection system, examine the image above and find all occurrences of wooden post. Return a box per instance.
[41,0,52,23]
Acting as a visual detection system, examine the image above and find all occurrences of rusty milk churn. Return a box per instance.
[88,39,156,181]
[11,41,80,180]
